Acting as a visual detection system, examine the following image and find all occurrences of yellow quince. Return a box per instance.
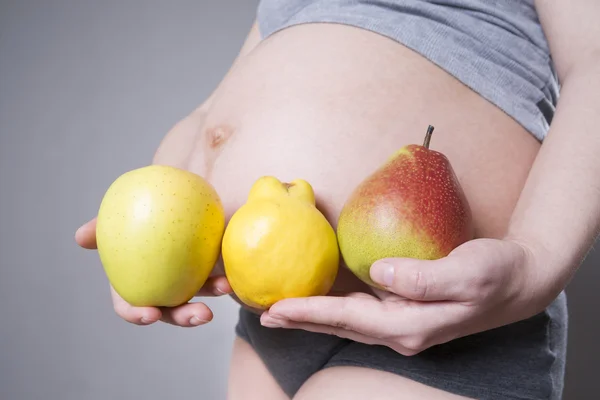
[222,176,339,310]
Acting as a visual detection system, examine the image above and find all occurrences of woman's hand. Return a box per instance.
[260,238,556,355]
[76,217,232,327]
[75,102,234,328]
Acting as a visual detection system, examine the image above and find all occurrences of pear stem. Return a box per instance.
[423,125,435,149]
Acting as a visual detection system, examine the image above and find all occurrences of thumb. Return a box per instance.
[75,217,97,249]
[369,256,472,302]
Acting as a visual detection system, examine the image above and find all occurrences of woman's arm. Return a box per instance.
[507,0,600,302]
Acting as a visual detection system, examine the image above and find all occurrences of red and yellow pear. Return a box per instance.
[337,125,474,288]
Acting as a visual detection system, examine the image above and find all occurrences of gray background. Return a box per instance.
[0,1,598,399]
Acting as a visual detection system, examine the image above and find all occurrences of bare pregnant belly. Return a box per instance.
[155,24,541,295]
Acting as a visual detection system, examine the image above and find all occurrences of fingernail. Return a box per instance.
[261,314,285,328]
[190,316,208,326]
[261,319,282,328]
[140,316,155,324]
[215,287,227,296]
[371,262,395,286]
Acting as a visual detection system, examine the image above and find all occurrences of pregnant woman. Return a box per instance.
[75,1,600,399]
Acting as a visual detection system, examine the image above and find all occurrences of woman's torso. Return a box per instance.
[155,19,547,295]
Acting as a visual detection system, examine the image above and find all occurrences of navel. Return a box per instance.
[203,123,236,181]
[206,124,235,149]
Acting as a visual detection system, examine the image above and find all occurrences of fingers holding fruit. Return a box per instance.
[368,238,529,305]
[75,218,98,249]
[260,237,538,356]
[196,275,233,297]
[110,286,162,325]
[158,301,215,327]
[76,216,231,297]
[107,275,230,328]
[109,286,212,327]
[80,165,228,328]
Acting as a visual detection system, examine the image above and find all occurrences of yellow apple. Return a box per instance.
[96,165,225,307]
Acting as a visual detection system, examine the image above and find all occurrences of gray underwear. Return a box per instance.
[255,0,560,142]
[235,292,568,399]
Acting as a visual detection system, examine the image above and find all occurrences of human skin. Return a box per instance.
[76,0,600,398]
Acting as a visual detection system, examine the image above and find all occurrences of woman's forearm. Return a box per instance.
[506,60,600,296]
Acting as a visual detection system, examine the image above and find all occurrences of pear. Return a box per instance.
[337,125,473,288]
[96,165,225,307]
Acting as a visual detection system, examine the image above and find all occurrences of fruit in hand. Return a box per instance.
[222,176,339,310]
[96,165,225,307]
[337,125,473,288]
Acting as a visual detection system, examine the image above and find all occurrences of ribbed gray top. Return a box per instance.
[256,0,559,142]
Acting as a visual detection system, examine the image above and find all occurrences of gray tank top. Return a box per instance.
[255,0,559,142]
